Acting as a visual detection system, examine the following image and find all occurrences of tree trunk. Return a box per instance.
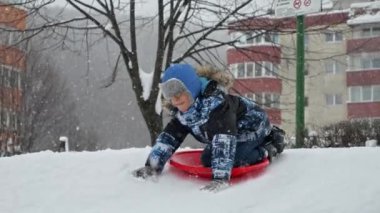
[140,102,163,146]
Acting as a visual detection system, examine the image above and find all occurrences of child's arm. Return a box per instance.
[133,118,189,178]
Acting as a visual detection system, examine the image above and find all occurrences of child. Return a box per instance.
[132,64,285,192]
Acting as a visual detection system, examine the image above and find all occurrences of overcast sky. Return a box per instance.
[49,0,156,16]
[48,0,276,17]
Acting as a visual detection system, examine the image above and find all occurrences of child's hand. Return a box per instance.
[132,166,157,179]
[200,179,229,192]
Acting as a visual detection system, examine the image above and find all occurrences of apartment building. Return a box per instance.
[227,1,380,136]
[0,1,26,156]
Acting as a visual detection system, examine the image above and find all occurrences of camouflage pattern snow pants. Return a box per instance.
[201,140,265,167]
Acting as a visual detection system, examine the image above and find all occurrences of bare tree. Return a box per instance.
[22,48,99,152]
[3,0,357,147]
[25,0,266,145]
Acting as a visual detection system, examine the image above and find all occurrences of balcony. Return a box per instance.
[347,102,380,119]
[347,69,380,86]
[227,46,281,64]
[232,78,282,94]
[347,37,380,54]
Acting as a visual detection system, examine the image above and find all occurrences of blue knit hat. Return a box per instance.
[161,64,201,101]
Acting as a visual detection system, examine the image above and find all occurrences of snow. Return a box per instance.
[155,89,163,115]
[348,11,380,25]
[1,147,380,213]
[348,1,380,25]
[139,69,163,115]
[322,0,333,10]
[138,69,153,101]
[351,1,380,9]
[366,139,378,147]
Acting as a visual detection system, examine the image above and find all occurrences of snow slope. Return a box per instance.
[1,147,380,213]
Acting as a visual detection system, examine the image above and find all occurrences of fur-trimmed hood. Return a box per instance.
[161,65,234,114]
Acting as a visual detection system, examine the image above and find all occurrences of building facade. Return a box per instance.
[0,1,26,156]
[227,1,380,136]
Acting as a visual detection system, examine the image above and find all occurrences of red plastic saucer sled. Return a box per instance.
[169,150,270,179]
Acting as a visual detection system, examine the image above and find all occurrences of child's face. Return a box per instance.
[170,92,192,112]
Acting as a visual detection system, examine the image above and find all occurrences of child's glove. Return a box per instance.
[200,179,229,192]
[132,166,157,179]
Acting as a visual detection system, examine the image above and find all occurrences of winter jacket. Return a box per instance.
[146,76,272,180]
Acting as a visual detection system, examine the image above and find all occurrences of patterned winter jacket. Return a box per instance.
[146,79,271,180]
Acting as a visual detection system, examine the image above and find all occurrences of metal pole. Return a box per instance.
[295,15,305,148]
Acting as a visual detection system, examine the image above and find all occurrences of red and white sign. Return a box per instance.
[294,0,302,9]
[275,0,321,17]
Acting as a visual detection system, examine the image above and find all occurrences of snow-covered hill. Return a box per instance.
[1,147,379,213]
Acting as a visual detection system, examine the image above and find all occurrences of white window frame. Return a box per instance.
[324,31,343,43]
[360,27,380,38]
[231,30,280,46]
[325,60,343,74]
[231,62,279,79]
[348,85,380,103]
[250,92,280,108]
[255,62,278,77]
[374,85,380,101]
[348,52,380,71]
[325,94,343,106]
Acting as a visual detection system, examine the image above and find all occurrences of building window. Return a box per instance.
[246,63,254,77]
[360,27,380,38]
[325,94,343,106]
[249,92,280,108]
[325,60,344,74]
[231,31,279,46]
[272,94,280,108]
[237,63,245,78]
[362,86,372,101]
[325,31,343,42]
[349,85,380,102]
[374,85,380,101]
[255,63,262,77]
[256,62,278,77]
[349,53,380,70]
[231,62,279,78]
[350,86,361,102]
[255,31,278,44]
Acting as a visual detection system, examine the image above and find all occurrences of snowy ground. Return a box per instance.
[1,147,380,213]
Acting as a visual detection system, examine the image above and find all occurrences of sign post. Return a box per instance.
[295,15,305,148]
[275,0,321,148]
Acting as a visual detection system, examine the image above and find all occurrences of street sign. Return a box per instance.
[275,0,322,17]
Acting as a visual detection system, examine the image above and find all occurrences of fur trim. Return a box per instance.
[196,66,234,90]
